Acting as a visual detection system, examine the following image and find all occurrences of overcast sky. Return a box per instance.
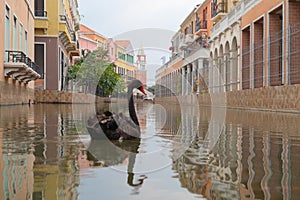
[78,0,203,85]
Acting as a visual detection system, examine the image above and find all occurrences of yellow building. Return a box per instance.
[114,40,137,82]
[34,0,80,90]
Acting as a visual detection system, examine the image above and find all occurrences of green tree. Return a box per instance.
[66,47,123,96]
[97,64,123,97]
[67,57,84,81]
[147,85,155,94]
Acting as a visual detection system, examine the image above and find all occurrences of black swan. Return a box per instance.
[87,79,146,140]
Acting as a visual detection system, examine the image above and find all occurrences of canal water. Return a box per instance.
[0,102,299,199]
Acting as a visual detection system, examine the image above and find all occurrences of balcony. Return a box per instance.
[195,20,208,36]
[209,0,262,41]
[179,34,196,50]
[34,10,48,30]
[211,1,228,23]
[59,15,77,52]
[4,50,42,84]
[35,10,47,17]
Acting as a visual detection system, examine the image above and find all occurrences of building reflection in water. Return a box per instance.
[0,102,300,199]
[0,106,35,200]
[157,104,300,200]
[0,104,80,200]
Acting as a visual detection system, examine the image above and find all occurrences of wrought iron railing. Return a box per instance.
[195,20,201,32]
[211,1,228,19]
[195,20,208,32]
[5,50,43,78]
[70,31,76,42]
[35,10,47,17]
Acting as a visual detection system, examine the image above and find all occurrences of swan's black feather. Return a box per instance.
[87,79,145,140]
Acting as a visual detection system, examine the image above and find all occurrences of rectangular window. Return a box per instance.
[5,5,10,61]
[118,52,126,60]
[34,43,45,78]
[19,24,23,51]
[35,0,46,17]
[25,31,28,54]
[126,55,134,64]
[13,16,17,50]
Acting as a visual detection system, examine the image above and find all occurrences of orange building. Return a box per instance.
[78,24,107,54]
[195,0,214,42]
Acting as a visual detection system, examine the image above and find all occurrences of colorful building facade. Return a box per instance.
[240,0,300,89]
[114,40,137,82]
[195,0,214,42]
[208,0,243,93]
[78,24,107,55]
[34,0,80,91]
[156,3,210,97]
[207,0,300,94]
[0,0,41,105]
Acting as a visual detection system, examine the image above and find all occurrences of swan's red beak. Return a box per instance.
[139,86,146,95]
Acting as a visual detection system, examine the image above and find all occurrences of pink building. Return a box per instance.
[106,38,116,63]
[78,24,107,56]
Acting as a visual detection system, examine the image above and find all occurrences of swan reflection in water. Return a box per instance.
[84,138,147,193]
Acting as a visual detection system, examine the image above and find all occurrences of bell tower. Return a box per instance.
[136,47,147,86]
[136,47,146,70]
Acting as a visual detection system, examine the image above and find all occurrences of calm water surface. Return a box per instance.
[0,102,300,200]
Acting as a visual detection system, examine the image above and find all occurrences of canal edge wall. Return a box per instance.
[156,85,300,113]
[0,81,34,106]
[34,90,110,104]
[0,88,141,106]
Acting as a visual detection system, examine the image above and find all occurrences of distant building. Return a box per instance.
[34,0,80,91]
[114,40,137,82]
[107,38,117,63]
[135,47,147,87]
[156,3,210,97]
[78,24,107,55]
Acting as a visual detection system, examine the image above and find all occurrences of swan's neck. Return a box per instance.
[128,94,139,126]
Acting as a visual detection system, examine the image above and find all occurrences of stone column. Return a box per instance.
[224,53,230,92]
[211,59,217,93]
[182,67,185,96]
[198,59,203,94]
[191,62,195,94]
[187,65,191,95]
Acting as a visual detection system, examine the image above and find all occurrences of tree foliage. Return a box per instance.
[147,85,155,94]
[67,47,123,97]
[97,64,124,97]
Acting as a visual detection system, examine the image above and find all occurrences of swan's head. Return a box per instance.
[128,79,146,95]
